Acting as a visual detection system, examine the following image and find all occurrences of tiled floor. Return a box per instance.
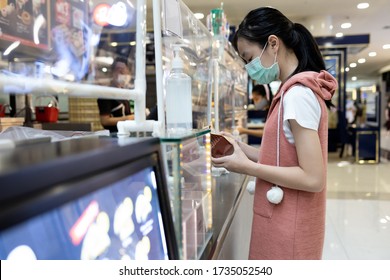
[323,129,390,259]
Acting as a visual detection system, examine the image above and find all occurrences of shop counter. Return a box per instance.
[0,132,253,260]
[40,121,93,132]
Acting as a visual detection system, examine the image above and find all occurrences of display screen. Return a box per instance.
[0,167,169,260]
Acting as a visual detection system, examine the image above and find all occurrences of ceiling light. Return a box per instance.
[194,13,204,20]
[111,42,118,47]
[383,44,390,49]
[335,32,343,38]
[351,76,357,81]
[341,22,352,29]
[357,3,369,9]
[358,58,366,63]
[368,52,377,57]
[350,62,357,68]
[345,67,350,72]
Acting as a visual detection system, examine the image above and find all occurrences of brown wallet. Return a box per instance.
[211,133,234,158]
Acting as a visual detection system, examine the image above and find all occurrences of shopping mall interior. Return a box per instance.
[324,143,390,259]
[0,0,389,260]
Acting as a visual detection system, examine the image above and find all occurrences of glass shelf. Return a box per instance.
[159,128,211,142]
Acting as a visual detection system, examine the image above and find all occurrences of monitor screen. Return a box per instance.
[0,166,169,260]
[0,138,177,260]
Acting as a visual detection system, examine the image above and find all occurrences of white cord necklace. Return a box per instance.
[266,91,284,204]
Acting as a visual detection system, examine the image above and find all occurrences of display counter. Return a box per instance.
[40,122,93,132]
[0,134,252,260]
[0,136,179,260]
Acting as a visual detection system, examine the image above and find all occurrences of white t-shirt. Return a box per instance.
[282,85,321,144]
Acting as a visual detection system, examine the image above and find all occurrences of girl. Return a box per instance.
[212,7,337,259]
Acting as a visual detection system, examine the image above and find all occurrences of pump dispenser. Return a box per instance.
[165,44,192,134]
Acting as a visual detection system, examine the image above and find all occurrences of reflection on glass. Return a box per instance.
[0,0,138,90]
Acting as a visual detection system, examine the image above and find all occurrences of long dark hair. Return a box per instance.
[233,7,333,108]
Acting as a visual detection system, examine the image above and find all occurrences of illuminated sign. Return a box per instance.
[93,3,111,27]
[93,2,128,27]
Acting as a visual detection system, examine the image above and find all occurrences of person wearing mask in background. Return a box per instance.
[97,57,134,133]
[211,7,337,259]
[237,84,272,138]
[250,84,272,111]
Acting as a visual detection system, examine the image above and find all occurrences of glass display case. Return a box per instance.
[160,129,212,259]
[154,1,248,259]
[157,0,214,131]
[155,0,247,134]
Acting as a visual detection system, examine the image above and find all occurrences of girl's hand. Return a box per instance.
[211,139,250,174]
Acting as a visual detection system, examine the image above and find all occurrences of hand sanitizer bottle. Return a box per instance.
[166,44,192,135]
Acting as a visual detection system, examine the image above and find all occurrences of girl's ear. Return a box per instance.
[267,35,279,54]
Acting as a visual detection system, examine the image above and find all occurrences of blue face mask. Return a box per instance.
[245,42,279,84]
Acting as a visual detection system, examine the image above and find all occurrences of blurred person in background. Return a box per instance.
[249,83,272,111]
[237,84,273,138]
[97,57,134,133]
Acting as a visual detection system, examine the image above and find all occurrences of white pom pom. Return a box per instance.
[266,186,284,204]
[246,181,256,195]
